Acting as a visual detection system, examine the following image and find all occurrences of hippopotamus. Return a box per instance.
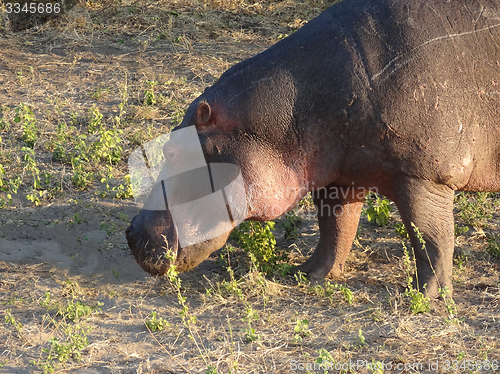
[126,0,500,298]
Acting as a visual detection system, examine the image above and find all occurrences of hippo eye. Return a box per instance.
[166,151,175,159]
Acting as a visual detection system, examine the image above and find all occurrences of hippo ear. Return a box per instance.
[195,102,212,129]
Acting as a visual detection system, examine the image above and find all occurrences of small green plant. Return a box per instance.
[89,85,110,100]
[294,271,309,287]
[9,176,22,194]
[205,365,218,374]
[439,287,457,318]
[395,222,409,239]
[337,284,354,305]
[454,251,468,270]
[233,221,289,275]
[100,221,119,237]
[22,147,44,205]
[315,349,336,374]
[163,250,202,355]
[282,208,303,240]
[292,318,311,343]
[486,235,500,259]
[99,174,133,199]
[87,104,103,134]
[51,122,71,162]
[145,311,170,332]
[71,158,94,190]
[4,309,23,334]
[364,195,392,226]
[402,241,431,314]
[311,281,354,305]
[368,360,384,374]
[41,323,91,372]
[356,329,367,348]
[0,106,10,130]
[62,300,99,322]
[242,306,260,342]
[34,290,99,373]
[455,191,496,228]
[14,103,38,148]
[0,164,13,207]
[91,126,123,164]
[39,292,101,322]
[243,325,259,343]
[223,266,244,300]
[454,224,469,236]
[144,80,158,106]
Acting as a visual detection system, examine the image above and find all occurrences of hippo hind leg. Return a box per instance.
[295,184,365,280]
[393,178,455,298]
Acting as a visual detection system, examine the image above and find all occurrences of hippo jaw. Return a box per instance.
[126,209,231,276]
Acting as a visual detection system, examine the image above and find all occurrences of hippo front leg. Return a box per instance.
[393,178,455,298]
[295,185,365,280]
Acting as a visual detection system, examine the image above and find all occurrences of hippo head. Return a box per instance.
[125,103,246,275]
[127,70,308,277]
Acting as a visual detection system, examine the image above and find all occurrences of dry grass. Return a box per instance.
[0,0,499,373]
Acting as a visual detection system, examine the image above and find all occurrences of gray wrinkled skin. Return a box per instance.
[127,0,500,298]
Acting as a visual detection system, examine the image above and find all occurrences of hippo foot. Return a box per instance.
[416,275,453,300]
[292,258,345,281]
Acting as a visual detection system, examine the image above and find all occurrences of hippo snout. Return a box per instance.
[126,210,179,276]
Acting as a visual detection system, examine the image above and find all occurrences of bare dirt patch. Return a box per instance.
[0,0,499,373]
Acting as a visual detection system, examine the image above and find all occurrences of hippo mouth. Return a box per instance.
[125,211,180,276]
[126,213,232,276]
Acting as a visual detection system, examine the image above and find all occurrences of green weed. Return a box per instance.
[315,349,336,373]
[456,192,496,228]
[87,104,103,134]
[364,195,392,226]
[311,281,354,305]
[89,85,110,100]
[282,208,303,241]
[71,158,94,190]
[99,174,133,199]
[144,80,158,106]
[395,222,409,239]
[402,241,430,314]
[34,288,99,373]
[91,126,123,164]
[292,318,311,343]
[454,224,469,236]
[40,323,91,373]
[368,360,384,374]
[14,103,38,148]
[439,287,457,319]
[486,235,500,259]
[356,329,367,348]
[145,311,170,332]
[232,221,290,275]
[0,163,12,206]
[0,106,10,130]
[242,306,260,342]
[4,309,23,335]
